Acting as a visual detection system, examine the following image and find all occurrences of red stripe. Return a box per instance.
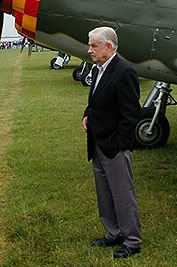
[24,0,40,17]
[15,11,23,27]
[22,28,35,39]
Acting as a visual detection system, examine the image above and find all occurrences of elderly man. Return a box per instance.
[82,26,142,259]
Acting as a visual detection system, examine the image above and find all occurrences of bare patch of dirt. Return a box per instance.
[0,54,22,260]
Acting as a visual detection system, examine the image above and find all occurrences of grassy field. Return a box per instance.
[0,49,176,266]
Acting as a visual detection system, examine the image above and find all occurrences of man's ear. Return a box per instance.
[106,42,113,51]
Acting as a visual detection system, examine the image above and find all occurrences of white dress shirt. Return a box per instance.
[92,53,117,95]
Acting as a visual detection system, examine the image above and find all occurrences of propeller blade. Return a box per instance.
[20,36,26,53]
[28,39,34,56]
[0,12,4,40]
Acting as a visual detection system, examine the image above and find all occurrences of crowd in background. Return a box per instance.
[0,38,43,52]
[0,39,22,49]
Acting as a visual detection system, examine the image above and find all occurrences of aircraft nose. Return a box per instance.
[0,0,40,41]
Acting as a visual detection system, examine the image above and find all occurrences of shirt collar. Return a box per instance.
[97,53,117,72]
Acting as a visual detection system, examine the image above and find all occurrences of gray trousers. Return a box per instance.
[92,145,141,248]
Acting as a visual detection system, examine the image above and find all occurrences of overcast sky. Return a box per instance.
[2,14,20,37]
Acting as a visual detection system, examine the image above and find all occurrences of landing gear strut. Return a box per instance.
[72,61,93,86]
[50,51,71,70]
[135,81,177,149]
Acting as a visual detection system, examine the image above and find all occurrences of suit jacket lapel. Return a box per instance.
[88,66,99,103]
[92,55,119,101]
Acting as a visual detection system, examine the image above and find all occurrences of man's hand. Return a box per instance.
[82,117,88,133]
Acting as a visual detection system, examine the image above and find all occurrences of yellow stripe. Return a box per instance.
[15,23,22,33]
[12,0,26,13]
[22,14,37,33]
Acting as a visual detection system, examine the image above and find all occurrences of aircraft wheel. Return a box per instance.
[73,66,82,81]
[50,58,62,70]
[135,108,170,149]
[81,71,92,87]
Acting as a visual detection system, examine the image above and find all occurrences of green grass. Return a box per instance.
[0,50,17,105]
[0,49,177,266]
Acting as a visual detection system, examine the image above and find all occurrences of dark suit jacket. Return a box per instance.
[83,55,141,161]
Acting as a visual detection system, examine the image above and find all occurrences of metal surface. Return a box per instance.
[36,0,177,83]
[1,0,177,83]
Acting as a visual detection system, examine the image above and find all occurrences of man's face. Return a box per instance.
[88,36,110,66]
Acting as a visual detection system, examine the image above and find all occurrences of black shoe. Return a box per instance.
[91,236,124,247]
[114,245,140,258]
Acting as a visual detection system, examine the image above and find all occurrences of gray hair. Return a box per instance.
[88,26,118,50]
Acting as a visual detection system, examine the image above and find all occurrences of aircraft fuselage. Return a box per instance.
[2,0,177,83]
[35,0,177,83]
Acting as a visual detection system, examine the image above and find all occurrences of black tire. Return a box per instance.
[72,66,83,81]
[81,71,92,87]
[135,108,170,149]
[50,58,62,70]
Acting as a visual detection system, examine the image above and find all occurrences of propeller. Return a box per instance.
[28,39,34,56]
[21,37,34,56]
[0,0,4,40]
[0,12,3,40]
[0,0,12,40]
[21,36,26,52]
